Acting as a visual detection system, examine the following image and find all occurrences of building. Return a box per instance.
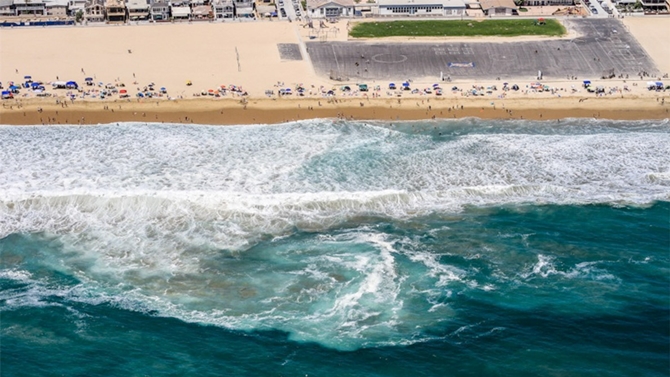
[149,0,169,20]
[233,0,253,17]
[524,0,573,5]
[104,0,126,21]
[14,0,47,15]
[191,3,212,18]
[0,0,16,16]
[85,0,105,21]
[68,0,88,15]
[640,0,668,11]
[44,0,69,16]
[170,2,191,18]
[478,0,517,15]
[127,0,149,19]
[306,0,356,18]
[213,0,233,17]
[377,0,467,16]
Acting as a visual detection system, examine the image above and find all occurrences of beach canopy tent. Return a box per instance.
[583,80,591,86]
[402,81,410,87]
[389,83,396,89]
[9,85,19,91]
[66,81,78,89]
[655,81,663,88]
[358,84,368,91]
[1,90,13,99]
[52,81,68,88]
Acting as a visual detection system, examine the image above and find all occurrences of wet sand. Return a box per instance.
[2,96,668,126]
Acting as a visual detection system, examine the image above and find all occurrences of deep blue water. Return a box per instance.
[1,119,669,376]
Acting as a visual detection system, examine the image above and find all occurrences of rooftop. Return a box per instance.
[478,0,516,9]
[378,0,466,6]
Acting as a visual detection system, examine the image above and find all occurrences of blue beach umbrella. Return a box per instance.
[24,75,32,80]
[9,85,19,90]
[402,81,410,87]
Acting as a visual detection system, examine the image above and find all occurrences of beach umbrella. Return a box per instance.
[137,92,144,97]
[24,75,32,80]
[9,85,19,90]
[120,89,127,94]
[85,77,93,81]
[402,82,410,87]
[433,83,440,88]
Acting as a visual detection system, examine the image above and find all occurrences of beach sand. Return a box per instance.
[1,19,669,125]
[622,16,670,75]
[2,96,668,125]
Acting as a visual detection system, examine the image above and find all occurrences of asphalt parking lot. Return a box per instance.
[305,18,658,81]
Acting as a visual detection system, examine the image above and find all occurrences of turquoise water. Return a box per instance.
[1,119,669,376]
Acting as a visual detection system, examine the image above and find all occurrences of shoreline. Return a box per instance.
[1,97,668,125]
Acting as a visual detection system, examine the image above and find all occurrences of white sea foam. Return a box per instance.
[0,120,667,349]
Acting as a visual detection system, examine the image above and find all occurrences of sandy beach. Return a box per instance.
[2,95,668,125]
[1,17,669,125]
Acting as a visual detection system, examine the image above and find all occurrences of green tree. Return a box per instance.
[75,10,84,23]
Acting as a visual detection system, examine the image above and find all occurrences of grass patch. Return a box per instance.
[349,19,566,38]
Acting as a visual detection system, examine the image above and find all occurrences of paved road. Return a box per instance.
[306,18,658,81]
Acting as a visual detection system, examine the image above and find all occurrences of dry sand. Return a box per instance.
[622,16,670,75]
[0,21,329,97]
[1,19,669,126]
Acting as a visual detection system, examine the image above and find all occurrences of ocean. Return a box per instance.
[1,119,668,376]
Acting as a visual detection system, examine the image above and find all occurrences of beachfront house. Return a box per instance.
[191,3,212,18]
[212,0,233,17]
[68,0,87,15]
[170,2,191,19]
[44,0,69,16]
[0,0,16,16]
[639,0,668,11]
[127,0,149,19]
[85,0,105,21]
[478,0,517,15]
[233,0,254,17]
[306,0,356,18]
[149,0,169,20]
[104,0,126,21]
[524,0,573,5]
[377,0,466,16]
[14,0,47,15]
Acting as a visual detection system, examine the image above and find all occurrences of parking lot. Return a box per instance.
[277,0,304,21]
[306,18,658,81]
